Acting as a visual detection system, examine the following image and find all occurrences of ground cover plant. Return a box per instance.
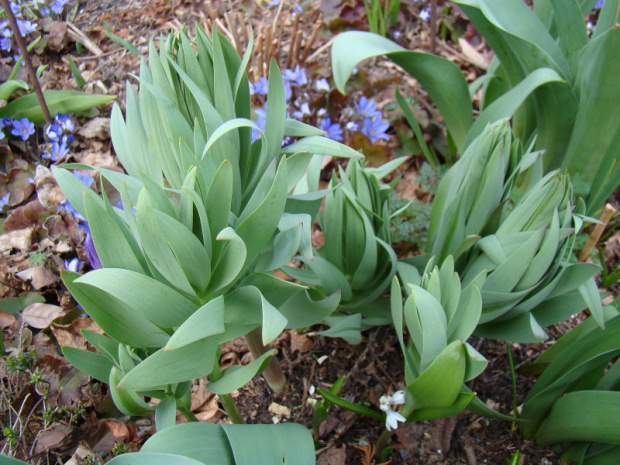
[1,1,619,464]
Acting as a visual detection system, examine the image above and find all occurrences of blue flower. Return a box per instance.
[357,96,380,119]
[59,200,86,222]
[321,117,343,141]
[252,76,269,95]
[72,170,94,187]
[45,123,63,142]
[0,192,10,209]
[420,7,431,22]
[41,140,69,161]
[16,19,37,36]
[64,258,84,273]
[282,65,307,87]
[292,5,303,15]
[54,113,75,133]
[314,78,330,93]
[292,102,311,120]
[596,0,605,7]
[361,116,390,142]
[252,104,268,141]
[0,37,12,52]
[51,0,69,14]
[11,118,35,141]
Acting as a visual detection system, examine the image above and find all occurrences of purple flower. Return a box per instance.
[9,2,20,16]
[420,8,431,22]
[292,5,303,15]
[321,117,343,141]
[596,0,604,7]
[73,170,94,187]
[11,118,35,141]
[64,258,84,273]
[361,117,390,142]
[357,96,380,119]
[16,19,37,36]
[283,81,292,101]
[84,233,102,270]
[282,65,307,87]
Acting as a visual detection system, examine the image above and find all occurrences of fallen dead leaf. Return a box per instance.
[46,21,69,51]
[458,37,492,70]
[3,200,52,231]
[0,227,34,251]
[77,117,111,140]
[0,310,16,329]
[22,303,65,329]
[35,164,65,209]
[33,424,73,455]
[16,266,59,290]
[290,330,315,353]
[268,402,291,418]
[317,445,347,465]
[87,419,131,454]
[51,317,102,350]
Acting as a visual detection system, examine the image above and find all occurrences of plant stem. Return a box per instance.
[374,403,413,460]
[244,327,287,392]
[506,342,519,431]
[0,0,52,124]
[219,393,246,424]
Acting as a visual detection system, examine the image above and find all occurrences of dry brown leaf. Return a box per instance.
[0,227,34,251]
[290,330,315,353]
[65,442,102,465]
[22,303,65,328]
[51,317,102,350]
[88,419,131,454]
[0,310,16,329]
[77,117,111,140]
[35,165,65,209]
[17,266,59,290]
[47,21,69,51]
[33,424,73,455]
[317,445,347,465]
[3,200,52,231]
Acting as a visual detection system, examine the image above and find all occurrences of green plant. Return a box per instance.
[453,0,620,214]
[53,25,360,424]
[282,157,406,342]
[363,0,401,37]
[332,1,620,214]
[104,422,315,465]
[520,306,620,464]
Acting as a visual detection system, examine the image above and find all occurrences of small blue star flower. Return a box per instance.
[11,118,35,141]
[64,258,85,273]
[361,116,390,142]
[282,65,307,87]
[321,117,343,141]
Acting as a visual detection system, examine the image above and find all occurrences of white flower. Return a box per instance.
[379,391,407,431]
[385,409,407,431]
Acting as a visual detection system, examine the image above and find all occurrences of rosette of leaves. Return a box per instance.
[520,306,620,464]
[425,119,518,266]
[283,157,405,342]
[389,256,487,422]
[53,26,361,415]
[462,171,603,342]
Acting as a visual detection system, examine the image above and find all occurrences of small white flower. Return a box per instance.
[385,409,407,431]
[379,391,407,431]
